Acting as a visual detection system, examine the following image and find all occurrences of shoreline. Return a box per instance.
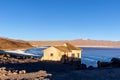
[79,46,120,48]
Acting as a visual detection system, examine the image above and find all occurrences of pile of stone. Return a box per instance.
[0,67,26,76]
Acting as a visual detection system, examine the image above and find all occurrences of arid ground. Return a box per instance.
[0,54,120,80]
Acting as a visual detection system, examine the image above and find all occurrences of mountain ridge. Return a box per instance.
[1,37,120,49]
[28,39,120,48]
[0,37,33,50]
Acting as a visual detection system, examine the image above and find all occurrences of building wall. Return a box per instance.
[41,47,63,61]
[66,50,81,62]
[71,50,82,58]
[41,46,82,63]
[67,50,81,58]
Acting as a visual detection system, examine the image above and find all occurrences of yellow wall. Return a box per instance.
[41,47,63,61]
[72,50,81,58]
[67,50,81,58]
[41,46,82,62]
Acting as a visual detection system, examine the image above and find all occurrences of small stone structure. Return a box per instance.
[41,43,82,64]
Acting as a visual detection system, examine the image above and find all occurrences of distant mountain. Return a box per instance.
[1,37,120,49]
[0,37,33,50]
[29,39,120,48]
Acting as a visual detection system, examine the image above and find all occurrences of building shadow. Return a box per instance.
[60,55,81,65]
[0,61,76,74]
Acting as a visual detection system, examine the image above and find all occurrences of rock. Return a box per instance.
[47,73,52,76]
[110,58,120,67]
[22,70,26,74]
[43,79,50,80]
[97,61,110,68]
[6,54,11,58]
[3,57,8,60]
[7,72,12,76]
[3,54,11,58]
[34,78,39,80]
[88,66,95,70]
[19,70,26,74]
[0,69,7,73]
[0,67,6,70]
[111,58,120,63]
[39,70,47,73]
[0,67,27,76]
[13,72,18,75]
[2,74,6,76]
[19,71,22,74]
[21,78,28,80]
[80,64,87,70]
[5,79,11,80]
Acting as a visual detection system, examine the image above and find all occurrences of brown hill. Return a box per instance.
[29,39,120,48]
[0,37,33,50]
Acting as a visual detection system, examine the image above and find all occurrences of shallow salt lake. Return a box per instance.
[82,47,120,67]
[25,47,120,67]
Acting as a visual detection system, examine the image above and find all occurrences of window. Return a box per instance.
[77,53,79,58]
[50,53,53,56]
[71,53,75,58]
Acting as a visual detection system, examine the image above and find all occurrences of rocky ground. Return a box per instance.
[0,54,120,80]
[0,68,52,80]
[52,68,120,80]
[0,54,75,80]
[0,54,52,80]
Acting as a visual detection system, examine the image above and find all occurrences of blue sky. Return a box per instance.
[0,0,120,41]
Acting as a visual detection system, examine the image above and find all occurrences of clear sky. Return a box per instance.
[0,0,120,41]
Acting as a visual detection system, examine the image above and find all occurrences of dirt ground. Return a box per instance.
[52,68,120,80]
[0,55,120,80]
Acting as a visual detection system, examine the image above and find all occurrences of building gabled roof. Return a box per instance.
[53,43,82,52]
[44,43,82,53]
[53,46,69,53]
[64,43,82,51]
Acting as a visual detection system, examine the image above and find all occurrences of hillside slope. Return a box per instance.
[29,39,120,48]
[0,38,33,50]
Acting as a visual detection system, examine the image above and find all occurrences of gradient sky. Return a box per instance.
[0,0,120,41]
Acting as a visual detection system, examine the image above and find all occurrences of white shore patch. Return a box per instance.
[5,50,39,56]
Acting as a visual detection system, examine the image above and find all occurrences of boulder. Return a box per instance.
[0,67,6,70]
[79,64,87,70]
[19,70,26,74]
[88,66,95,70]
[97,61,110,68]
[110,58,120,67]
[111,58,120,63]
[3,54,11,58]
